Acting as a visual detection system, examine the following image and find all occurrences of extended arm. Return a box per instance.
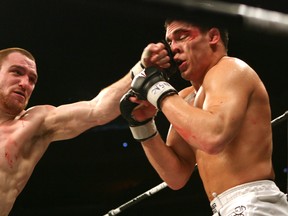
[43,72,131,141]
[44,41,173,142]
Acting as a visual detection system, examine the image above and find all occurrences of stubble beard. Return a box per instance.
[0,92,27,116]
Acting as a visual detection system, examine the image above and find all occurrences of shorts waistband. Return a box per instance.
[210,180,278,213]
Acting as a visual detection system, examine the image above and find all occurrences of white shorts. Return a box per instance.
[210,180,288,216]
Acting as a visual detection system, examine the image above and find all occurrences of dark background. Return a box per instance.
[0,0,287,215]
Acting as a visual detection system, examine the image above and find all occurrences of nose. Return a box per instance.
[170,41,180,56]
[18,76,30,89]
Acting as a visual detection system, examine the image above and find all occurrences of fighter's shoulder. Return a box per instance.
[209,56,256,82]
[27,104,55,112]
[218,56,253,72]
[20,105,56,119]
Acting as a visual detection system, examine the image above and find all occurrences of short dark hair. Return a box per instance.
[164,18,229,50]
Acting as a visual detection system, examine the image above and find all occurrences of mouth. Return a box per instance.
[176,60,186,72]
[13,90,26,100]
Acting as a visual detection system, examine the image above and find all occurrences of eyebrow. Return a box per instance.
[10,65,38,81]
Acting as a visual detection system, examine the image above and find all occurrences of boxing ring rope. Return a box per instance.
[271,111,288,127]
[103,182,168,216]
[103,111,288,215]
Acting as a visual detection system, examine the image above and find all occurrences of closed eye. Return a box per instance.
[175,31,190,42]
[168,30,191,45]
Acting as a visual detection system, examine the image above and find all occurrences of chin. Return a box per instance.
[5,102,26,116]
[180,72,189,81]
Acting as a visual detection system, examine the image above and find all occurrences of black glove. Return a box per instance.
[161,39,180,79]
[120,89,157,142]
[130,40,179,79]
[131,67,178,110]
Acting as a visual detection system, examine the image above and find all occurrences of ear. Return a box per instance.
[208,28,220,45]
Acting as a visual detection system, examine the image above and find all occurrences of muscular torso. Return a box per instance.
[196,87,274,200]
[0,107,51,216]
[178,58,274,200]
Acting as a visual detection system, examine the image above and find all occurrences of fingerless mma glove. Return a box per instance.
[120,89,157,142]
[131,67,178,110]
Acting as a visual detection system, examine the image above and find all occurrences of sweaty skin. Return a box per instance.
[133,20,274,201]
[0,51,131,216]
[163,57,274,200]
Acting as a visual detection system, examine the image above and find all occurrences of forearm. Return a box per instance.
[91,72,131,125]
[48,73,131,141]
[141,134,193,190]
[161,95,227,154]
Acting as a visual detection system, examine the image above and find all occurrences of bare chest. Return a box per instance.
[0,127,26,171]
[0,119,47,171]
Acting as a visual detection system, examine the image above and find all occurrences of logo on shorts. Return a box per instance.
[228,205,246,216]
[211,203,217,214]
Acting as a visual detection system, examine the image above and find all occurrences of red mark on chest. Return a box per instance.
[4,141,18,169]
[5,152,14,169]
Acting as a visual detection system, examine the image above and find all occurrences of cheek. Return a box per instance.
[183,44,194,60]
[27,86,35,96]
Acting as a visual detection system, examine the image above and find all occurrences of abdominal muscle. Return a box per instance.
[195,131,275,201]
[0,154,34,216]
[0,118,48,216]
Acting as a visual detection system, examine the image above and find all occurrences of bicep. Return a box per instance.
[43,101,96,141]
[203,68,254,141]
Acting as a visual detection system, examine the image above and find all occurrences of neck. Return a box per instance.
[0,108,24,124]
[191,53,228,91]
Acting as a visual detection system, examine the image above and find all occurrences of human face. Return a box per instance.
[0,52,37,115]
[165,21,212,83]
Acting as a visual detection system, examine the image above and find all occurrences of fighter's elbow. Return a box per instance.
[164,173,191,191]
[200,135,227,155]
[167,181,187,191]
